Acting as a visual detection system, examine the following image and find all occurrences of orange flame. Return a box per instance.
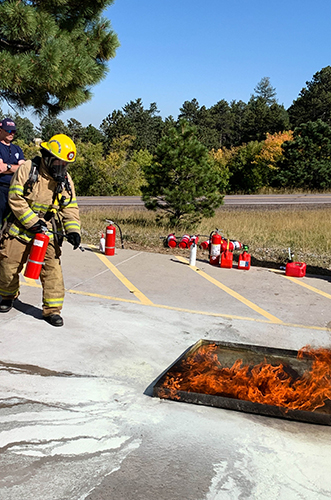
[158,344,331,411]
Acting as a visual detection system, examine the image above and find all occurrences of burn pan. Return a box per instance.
[153,340,331,425]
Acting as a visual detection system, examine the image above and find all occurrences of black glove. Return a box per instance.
[29,220,48,233]
[67,232,81,250]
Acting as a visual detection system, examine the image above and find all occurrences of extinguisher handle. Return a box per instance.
[29,220,48,233]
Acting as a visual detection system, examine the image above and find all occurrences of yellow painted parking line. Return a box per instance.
[21,281,143,305]
[269,268,331,300]
[67,288,142,304]
[19,282,329,331]
[94,252,153,305]
[283,275,331,300]
[21,281,42,288]
[175,256,283,324]
[22,277,40,287]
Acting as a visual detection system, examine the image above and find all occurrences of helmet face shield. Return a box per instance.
[49,158,68,183]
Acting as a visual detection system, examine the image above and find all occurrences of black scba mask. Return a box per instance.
[49,160,68,183]
[43,153,68,183]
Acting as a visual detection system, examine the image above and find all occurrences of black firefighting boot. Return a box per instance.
[43,314,64,327]
[0,299,14,313]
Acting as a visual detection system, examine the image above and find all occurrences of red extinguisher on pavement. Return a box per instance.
[24,233,50,280]
[199,239,210,250]
[105,221,116,256]
[209,230,222,265]
[166,233,177,248]
[179,234,190,249]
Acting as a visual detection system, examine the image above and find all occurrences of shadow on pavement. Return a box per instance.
[250,255,331,279]
[14,299,42,319]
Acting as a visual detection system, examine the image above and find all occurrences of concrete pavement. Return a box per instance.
[1,243,331,499]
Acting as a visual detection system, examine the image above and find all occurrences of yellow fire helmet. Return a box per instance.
[41,134,76,163]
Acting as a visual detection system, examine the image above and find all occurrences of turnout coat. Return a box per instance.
[7,158,80,243]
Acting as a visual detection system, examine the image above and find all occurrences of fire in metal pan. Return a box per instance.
[153,340,331,425]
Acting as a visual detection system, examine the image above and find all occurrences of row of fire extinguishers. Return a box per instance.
[166,230,251,270]
[207,230,251,270]
[166,233,199,249]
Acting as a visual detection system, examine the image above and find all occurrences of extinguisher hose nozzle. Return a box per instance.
[49,230,85,252]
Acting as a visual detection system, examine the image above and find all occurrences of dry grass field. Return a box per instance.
[80,206,331,275]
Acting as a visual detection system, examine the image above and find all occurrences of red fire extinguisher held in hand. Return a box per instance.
[24,233,50,280]
[105,221,116,256]
[210,231,222,265]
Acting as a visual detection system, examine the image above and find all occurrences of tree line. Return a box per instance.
[2,68,331,210]
[2,1,331,223]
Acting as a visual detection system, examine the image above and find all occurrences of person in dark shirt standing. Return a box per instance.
[0,118,25,228]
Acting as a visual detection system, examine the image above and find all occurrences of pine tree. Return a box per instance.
[288,66,331,127]
[141,120,224,228]
[253,77,277,106]
[0,0,119,115]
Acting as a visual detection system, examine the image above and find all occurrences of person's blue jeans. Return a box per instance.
[0,184,10,228]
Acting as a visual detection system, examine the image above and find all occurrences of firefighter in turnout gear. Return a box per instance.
[0,134,81,327]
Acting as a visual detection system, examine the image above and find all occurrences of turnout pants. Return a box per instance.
[0,235,65,316]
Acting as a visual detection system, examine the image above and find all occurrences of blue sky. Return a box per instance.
[10,0,331,128]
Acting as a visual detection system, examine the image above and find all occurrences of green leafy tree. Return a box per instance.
[100,109,128,148]
[106,137,151,195]
[101,98,164,154]
[39,115,68,140]
[0,0,119,115]
[64,118,104,144]
[81,124,104,144]
[209,148,231,192]
[141,120,224,227]
[274,120,331,190]
[66,118,85,142]
[225,141,265,194]
[14,114,36,144]
[69,136,149,196]
[288,66,331,127]
[124,149,151,194]
[15,138,40,159]
[69,141,105,195]
[242,97,289,143]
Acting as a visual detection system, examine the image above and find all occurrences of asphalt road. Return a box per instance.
[77,193,331,207]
